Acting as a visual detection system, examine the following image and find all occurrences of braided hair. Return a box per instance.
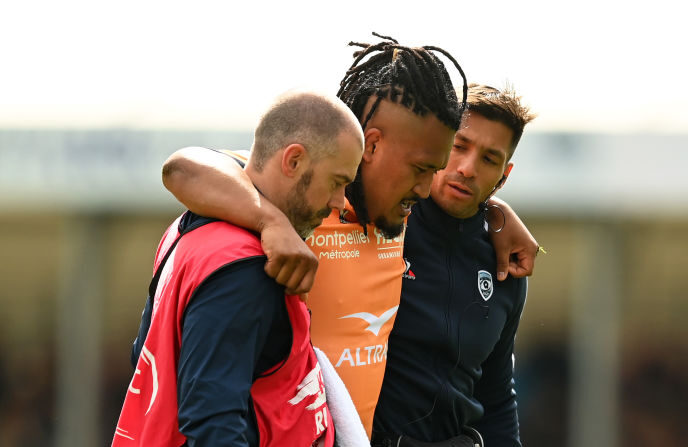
[337,32,468,227]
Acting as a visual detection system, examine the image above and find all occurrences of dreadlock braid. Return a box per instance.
[337,32,468,227]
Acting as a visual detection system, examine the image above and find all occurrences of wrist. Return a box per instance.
[256,202,289,234]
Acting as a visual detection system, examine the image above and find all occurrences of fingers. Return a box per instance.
[496,250,510,282]
[263,255,284,280]
[265,251,318,295]
[274,260,298,289]
[287,267,317,297]
[508,262,531,278]
[260,216,319,295]
[283,259,318,295]
[497,244,538,281]
[507,250,536,278]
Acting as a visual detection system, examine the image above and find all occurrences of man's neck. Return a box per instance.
[245,164,287,213]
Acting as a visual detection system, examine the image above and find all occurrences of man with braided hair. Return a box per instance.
[162,34,539,439]
[333,34,466,240]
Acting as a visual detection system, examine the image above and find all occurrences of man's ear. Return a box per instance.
[362,128,381,164]
[496,163,514,191]
[281,143,309,177]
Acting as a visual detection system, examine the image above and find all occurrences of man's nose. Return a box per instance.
[456,154,477,178]
[328,188,346,212]
[412,171,435,199]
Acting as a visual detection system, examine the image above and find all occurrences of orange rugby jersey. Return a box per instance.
[305,200,406,437]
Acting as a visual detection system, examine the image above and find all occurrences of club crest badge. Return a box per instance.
[477,270,493,301]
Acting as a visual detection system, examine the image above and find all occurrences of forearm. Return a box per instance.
[163,147,319,294]
[486,196,538,279]
[487,196,522,232]
[162,147,287,233]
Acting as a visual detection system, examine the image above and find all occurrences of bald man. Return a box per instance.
[113,90,364,447]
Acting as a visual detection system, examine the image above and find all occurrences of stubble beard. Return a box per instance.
[373,215,405,239]
[285,169,330,239]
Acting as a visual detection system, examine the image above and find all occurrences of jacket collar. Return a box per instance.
[414,197,487,239]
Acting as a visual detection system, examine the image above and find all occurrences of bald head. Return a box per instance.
[250,90,363,171]
[246,90,364,238]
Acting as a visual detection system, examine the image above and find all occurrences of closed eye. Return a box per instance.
[333,175,354,189]
[414,165,437,175]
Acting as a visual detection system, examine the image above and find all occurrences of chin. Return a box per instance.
[374,215,405,239]
[436,196,475,219]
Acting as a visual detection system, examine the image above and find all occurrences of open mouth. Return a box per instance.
[400,199,416,215]
[448,182,473,196]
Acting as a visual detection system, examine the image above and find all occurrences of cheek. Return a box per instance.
[432,171,447,190]
[385,170,413,198]
[478,168,504,190]
[305,183,328,207]
[445,155,461,172]
[319,187,336,207]
[389,161,416,184]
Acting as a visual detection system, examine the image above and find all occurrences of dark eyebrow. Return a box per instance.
[455,135,472,145]
[456,135,506,160]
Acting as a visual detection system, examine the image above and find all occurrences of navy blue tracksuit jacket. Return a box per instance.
[374,197,527,446]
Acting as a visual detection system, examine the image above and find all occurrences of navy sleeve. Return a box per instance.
[177,256,286,447]
[473,278,528,447]
[131,296,153,368]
